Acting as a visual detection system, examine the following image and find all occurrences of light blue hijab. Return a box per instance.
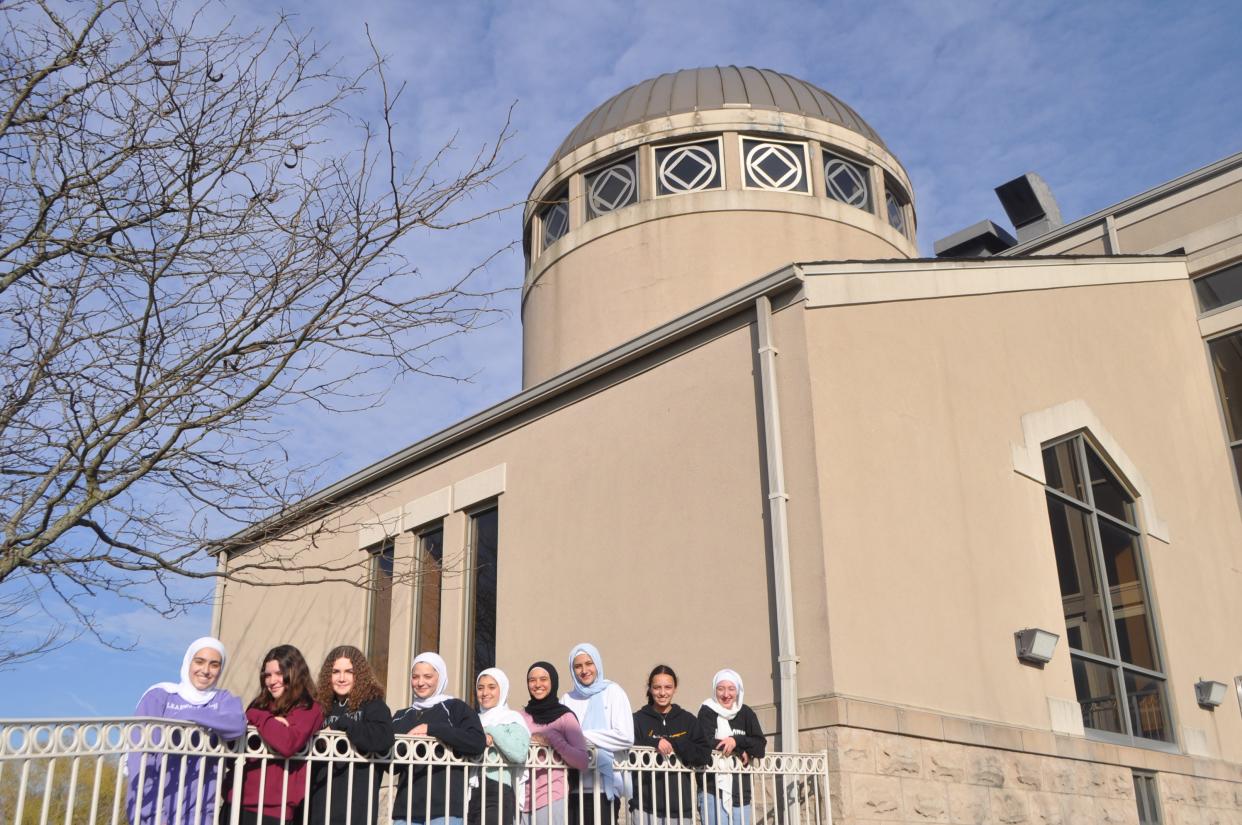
[567,642,616,791]
[567,642,611,730]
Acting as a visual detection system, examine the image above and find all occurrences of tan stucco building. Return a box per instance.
[214,67,1242,825]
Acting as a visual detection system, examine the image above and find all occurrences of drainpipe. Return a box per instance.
[754,294,801,751]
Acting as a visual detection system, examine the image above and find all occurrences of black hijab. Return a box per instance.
[524,661,575,725]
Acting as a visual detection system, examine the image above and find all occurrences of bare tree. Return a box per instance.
[0,0,512,665]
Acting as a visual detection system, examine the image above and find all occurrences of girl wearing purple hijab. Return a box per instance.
[127,636,247,825]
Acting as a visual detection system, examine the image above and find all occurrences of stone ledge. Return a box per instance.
[776,694,1242,784]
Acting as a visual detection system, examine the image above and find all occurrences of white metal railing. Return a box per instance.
[0,718,831,825]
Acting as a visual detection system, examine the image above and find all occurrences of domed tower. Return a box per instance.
[522,66,916,387]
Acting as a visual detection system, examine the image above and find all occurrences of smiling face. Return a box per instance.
[649,673,676,711]
[572,652,597,687]
[262,659,286,700]
[715,679,738,709]
[188,648,223,691]
[476,675,500,710]
[331,657,355,698]
[527,667,552,701]
[411,662,440,699]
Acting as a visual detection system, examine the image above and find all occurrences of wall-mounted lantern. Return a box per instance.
[1014,628,1059,665]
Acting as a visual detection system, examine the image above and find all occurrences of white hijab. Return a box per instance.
[410,652,453,710]
[702,668,745,733]
[146,636,227,706]
[476,667,527,729]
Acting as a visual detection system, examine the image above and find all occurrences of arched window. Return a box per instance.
[1042,435,1172,745]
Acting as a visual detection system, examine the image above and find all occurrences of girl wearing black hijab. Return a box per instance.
[517,662,590,825]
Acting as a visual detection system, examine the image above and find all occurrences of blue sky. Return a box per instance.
[3,0,1241,717]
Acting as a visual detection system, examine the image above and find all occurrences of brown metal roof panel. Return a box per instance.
[615,76,658,130]
[695,66,726,110]
[641,71,675,121]
[718,65,748,106]
[785,75,823,118]
[760,68,801,113]
[669,67,700,113]
[737,66,777,110]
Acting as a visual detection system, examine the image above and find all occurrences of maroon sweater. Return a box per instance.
[239,703,324,820]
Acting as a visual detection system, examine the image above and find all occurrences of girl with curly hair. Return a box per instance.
[307,645,394,825]
[230,645,324,824]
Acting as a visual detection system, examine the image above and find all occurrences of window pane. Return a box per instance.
[1072,655,1123,733]
[1042,440,1087,503]
[823,152,871,211]
[1233,444,1242,490]
[471,508,499,680]
[1194,261,1242,313]
[367,543,394,692]
[1124,670,1172,742]
[1210,332,1242,441]
[655,141,722,195]
[586,156,638,219]
[742,138,808,193]
[415,528,444,654]
[886,189,908,236]
[1098,520,1159,670]
[1086,446,1135,524]
[541,200,568,248]
[1046,497,1111,657]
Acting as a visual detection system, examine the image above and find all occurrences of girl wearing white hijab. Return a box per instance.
[560,642,634,825]
[469,667,532,825]
[126,636,247,825]
[696,669,766,825]
[391,652,487,825]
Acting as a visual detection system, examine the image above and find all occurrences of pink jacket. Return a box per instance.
[519,710,590,810]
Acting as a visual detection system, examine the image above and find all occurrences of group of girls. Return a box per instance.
[129,637,763,825]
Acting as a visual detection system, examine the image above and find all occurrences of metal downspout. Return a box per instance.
[754,294,801,750]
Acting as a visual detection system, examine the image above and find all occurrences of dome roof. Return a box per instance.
[548,66,887,167]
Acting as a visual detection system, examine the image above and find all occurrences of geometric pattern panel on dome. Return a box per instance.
[823,151,871,211]
[886,188,908,237]
[655,139,722,196]
[742,138,808,193]
[586,155,638,219]
[541,190,569,249]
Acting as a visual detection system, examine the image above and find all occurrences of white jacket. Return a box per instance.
[561,682,635,798]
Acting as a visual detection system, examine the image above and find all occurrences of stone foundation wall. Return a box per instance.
[809,726,1242,825]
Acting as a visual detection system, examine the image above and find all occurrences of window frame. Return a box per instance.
[1132,770,1162,825]
[884,181,911,238]
[1042,433,1177,751]
[538,186,570,252]
[410,521,445,664]
[738,135,811,195]
[364,538,396,694]
[651,136,725,198]
[821,148,873,212]
[1192,257,1242,316]
[462,502,499,685]
[584,153,640,220]
[1206,328,1242,494]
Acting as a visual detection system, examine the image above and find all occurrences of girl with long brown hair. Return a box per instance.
[307,645,394,825]
[231,645,324,824]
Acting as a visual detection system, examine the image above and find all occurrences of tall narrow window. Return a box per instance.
[1133,771,1162,824]
[1209,331,1242,490]
[1042,435,1172,744]
[540,187,569,250]
[366,540,395,692]
[469,507,499,680]
[414,526,444,654]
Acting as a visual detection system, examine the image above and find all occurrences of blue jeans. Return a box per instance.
[393,818,463,825]
[698,794,752,825]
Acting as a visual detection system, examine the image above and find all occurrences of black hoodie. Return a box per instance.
[307,696,395,825]
[630,704,713,816]
[696,703,765,806]
[390,698,487,821]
